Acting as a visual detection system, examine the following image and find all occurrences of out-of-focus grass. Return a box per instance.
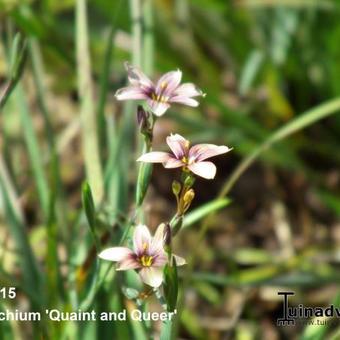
[1,0,340,339]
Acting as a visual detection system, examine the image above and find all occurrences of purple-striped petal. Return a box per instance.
[147,99,170,116]
[116,256,141,271]
[189,144,231,162]
[139,267,163,287]
[166,134,189,159]
[137,152,172,163]
[155,70,182,97]
[152,253,168,267]
[163,157,184,168]
[188,161,217,179]
[133,224,152,255]
[125,62,154,90]
[115,86,149,101]
[173,83,204,98]
[98,247,133,262]
[169,96,199,107]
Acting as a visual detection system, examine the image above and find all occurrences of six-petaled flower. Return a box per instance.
[137,134,231,179]
[98,224,185,288]
[115,62,205,116]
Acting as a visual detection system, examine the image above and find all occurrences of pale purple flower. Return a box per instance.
[115,62,205,116]
[137,134,231,179]
[98,224,185,288]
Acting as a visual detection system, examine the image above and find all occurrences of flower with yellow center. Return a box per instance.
[137,134,232,179]
[98,224,186,287]
[115,63,205,116]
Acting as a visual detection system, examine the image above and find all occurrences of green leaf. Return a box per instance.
[82,182,96,231]
[0,302,13,339]
[163,259,178,312]
[0,33,28,111]
[183,198,231,228]
[82,182,99,249]
[135,162,153,207]
[0,172,42,309]
[76,0,104,205]
[160,319,173,340]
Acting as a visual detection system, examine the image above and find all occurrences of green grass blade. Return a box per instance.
[0,169,42,309]
[82,182,100,249]
[28,38,55,152]
[97,0,122,148]
[221,97,340,197]
[0,33,27,111]
[76,0,104,205]
[183,198,231,228]
[15,85,50,217]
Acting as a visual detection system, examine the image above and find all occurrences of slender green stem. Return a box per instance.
[142,0,154,74]
[130,0,143,67]
[97,0,122,150]
[76,0,104,205]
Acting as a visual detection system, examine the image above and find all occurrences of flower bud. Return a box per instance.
[163,223,172,247]
[183,188,195,206]
[172,180,181,196]
[137,105,151,136]
[183,174,195,188]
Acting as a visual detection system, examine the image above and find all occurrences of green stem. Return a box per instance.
[76,0,104,205]
[130,0,143,67]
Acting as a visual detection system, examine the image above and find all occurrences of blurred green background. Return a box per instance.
[1,0,340,339]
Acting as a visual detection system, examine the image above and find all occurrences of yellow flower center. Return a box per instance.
[181,156,188,164]
[140,255,153,267]
[151,92,168,103]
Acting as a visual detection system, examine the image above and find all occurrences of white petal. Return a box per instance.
[115,86,149,101]
[125,62,154,89]
[147,99,170,116]
[137,152,171,163]
[169,96,199,107]
[163,158,184,168]
[173,83,204,97]
[155,69,182,96]
[150,223,166,254]
[152,253,168,267]
[166,134,189,159]
[139,267,163,287]
[189,144,231,162]
[173,254,186,266]
[188,161,217,179]
[133,224,151,255]
[98,247,133,262]
[116,257,141,271]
